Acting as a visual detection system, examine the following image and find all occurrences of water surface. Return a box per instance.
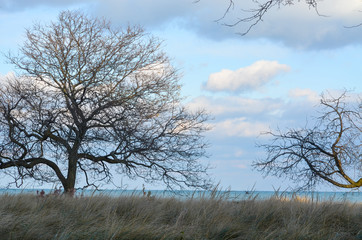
[1,188,361,202]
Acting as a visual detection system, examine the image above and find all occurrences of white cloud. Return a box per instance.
[235,164,247,169]
[187,95,284,117]
[288,88,320,103]
[211,117,269,137]
[203,60,290,93]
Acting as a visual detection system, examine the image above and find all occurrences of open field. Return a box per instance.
[0,191,361,240]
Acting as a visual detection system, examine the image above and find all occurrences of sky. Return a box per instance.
[0,0,361,191]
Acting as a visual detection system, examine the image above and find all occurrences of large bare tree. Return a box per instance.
[255,92,361,190]
[0,10,211,193]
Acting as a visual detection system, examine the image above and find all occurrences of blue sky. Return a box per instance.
[0,0,361,191]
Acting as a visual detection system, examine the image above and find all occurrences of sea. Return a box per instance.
[0,189,361,203]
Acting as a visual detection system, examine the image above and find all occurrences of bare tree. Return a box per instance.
[0,10,211,194]
[196,0,320,35]
[255,92,361,190]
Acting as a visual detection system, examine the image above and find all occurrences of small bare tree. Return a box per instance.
[0,10,211,193]
[255,92,361,190]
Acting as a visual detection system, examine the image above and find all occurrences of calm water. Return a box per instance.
[0,189,361,202]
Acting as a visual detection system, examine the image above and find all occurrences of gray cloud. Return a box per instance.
[2,0,362,49]
[93,0,362,50]
[94,0,193,28]
[0,0,91,12]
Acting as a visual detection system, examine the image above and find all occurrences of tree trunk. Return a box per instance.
[63,181,76,196]
[64,154,78,196]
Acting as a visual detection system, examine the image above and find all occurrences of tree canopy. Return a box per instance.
[0,10,211,193]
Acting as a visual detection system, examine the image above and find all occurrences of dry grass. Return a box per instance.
[0,191,361,240]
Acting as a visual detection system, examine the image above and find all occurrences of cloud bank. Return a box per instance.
[188,88,321,138]
[188,96,284,118]
[2,0,362,49]
[211,117,269,137]
[204,61,290,93]
[93,0,362,49]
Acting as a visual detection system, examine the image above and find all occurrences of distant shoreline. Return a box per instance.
[1,188,361,202]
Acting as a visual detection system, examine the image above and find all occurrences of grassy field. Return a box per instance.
[0,191,361,240]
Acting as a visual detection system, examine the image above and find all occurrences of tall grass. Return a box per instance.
[0,191,361,240]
